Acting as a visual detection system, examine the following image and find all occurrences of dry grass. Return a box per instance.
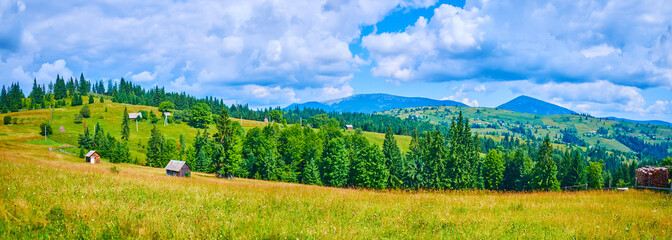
[1,124,671,239]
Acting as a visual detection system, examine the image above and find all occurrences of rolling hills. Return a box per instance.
[381,106,672,154]
[2,115,672,238]
[285,93,467,113]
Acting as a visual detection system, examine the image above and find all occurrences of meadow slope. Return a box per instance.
[0,114,671,239]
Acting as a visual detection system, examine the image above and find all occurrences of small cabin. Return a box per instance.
[345,124,354,130]
[264,118,269,123]
[58,126,65,132]
[85,151,101,164]
[128,112,143,121]
[165,160,191,177]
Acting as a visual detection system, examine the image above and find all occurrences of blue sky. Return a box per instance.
[1,0,671,122]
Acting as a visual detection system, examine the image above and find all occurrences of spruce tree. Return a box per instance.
[382,126,404,189]
[145,125,165,167]
[531,136,561,191]
[482,149,505,190]
[322,138,349,187]
[303,159,323,186]
[121,107,130,141]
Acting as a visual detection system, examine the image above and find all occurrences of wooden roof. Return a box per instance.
[85,151,97,157]
[165,160,188,172]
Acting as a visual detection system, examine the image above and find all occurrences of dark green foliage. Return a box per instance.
[303,158,323,186]
[149,110,159,124]
[351,144,389,189]
[111,141,131,164]
[383,127,404,189]
[145,125,164,166]
[3,116,10,125]
[213,108,242,178]
[88,95,94,104]
[321,138,349,187]
[77,127,93,150]
[71,92,83,106]
[54,75,67,100]
[662,157,672,166]
[483,149,505,190]
[501,149,532,191]
[587,160,604,189]
[158,101,175,113]
[121,107,130,141]
[80,105,91,118]
[39,122,53,136]
[189,103,212,128]
[99,96,104,103]
[29,79,45,109]
[531,136,561,191]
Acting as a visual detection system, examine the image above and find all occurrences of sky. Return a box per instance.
[0,0,671,122]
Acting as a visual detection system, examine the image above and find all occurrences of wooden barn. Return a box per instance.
[85,151,101,164]
[345,124,354,130]
[165,160,191,177]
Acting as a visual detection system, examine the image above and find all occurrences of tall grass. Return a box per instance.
[1,135,671,239]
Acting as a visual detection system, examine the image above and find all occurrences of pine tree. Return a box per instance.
[121,107,130,141]
[145,125,164,167]
[0,86,8,113]
[502,149,529,191]
[322,138,349,187]
[29,78,45,109]
[214,107,241,178]
[54,75,67,100]
[382,126,404,189]
[531,136,561,191]
[303,158,323,186]
[482,149,505,190]
[351,145,389,189]
[77,127,94,150]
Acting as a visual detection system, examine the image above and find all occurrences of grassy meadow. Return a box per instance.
[1,102,672,239]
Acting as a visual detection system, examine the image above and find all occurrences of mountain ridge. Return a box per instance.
[284,93,468,113]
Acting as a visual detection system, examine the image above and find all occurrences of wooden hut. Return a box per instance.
[165,160,191,177]
[345,124,354,130]
[58,126,65,132]
[85,151,101,164]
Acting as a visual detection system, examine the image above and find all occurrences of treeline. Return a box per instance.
[615,135,672,160]
[125,110,628,191]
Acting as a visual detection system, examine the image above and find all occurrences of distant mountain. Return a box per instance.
[604,117,672,127]
[285,93,468,114]
[497,95,577,115]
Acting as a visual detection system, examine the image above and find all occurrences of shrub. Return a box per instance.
[100,96,104,103]
[88,96,94,104]
[3,116,10,125]
[74,114,83,124]
[39,122,53,136]
[185,171,191,177]
[80,105,91,118]
[110,166,120,174]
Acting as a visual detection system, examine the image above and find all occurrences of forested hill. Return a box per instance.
[497,95,577,115]
[284,93,467,113]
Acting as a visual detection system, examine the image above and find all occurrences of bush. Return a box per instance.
[185,171,191,177]
[80,105,91,118]
[110,166,120,174]
[39,122,53,136]
[74,114,83,124]
[3,116,10,125]
[88,96,94,104]
[100,96,104,103]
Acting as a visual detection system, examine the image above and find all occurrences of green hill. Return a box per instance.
[381,106,672,154]
[0,97,411,165]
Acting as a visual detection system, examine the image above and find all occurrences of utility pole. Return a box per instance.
[136,118,138,132]
[44,125,47,141]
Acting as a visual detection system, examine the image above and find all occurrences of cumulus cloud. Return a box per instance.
[3,0,430,107]
[33,59,73,82]
[363,0,672,89]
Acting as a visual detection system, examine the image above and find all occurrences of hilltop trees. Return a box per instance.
[213,108,242,178]
[190,103,212,128]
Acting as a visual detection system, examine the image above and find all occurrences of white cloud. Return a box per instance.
[580,44,622,58]
[362,0,672,90]
[33,59,73,82]
[131,71,157,82]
